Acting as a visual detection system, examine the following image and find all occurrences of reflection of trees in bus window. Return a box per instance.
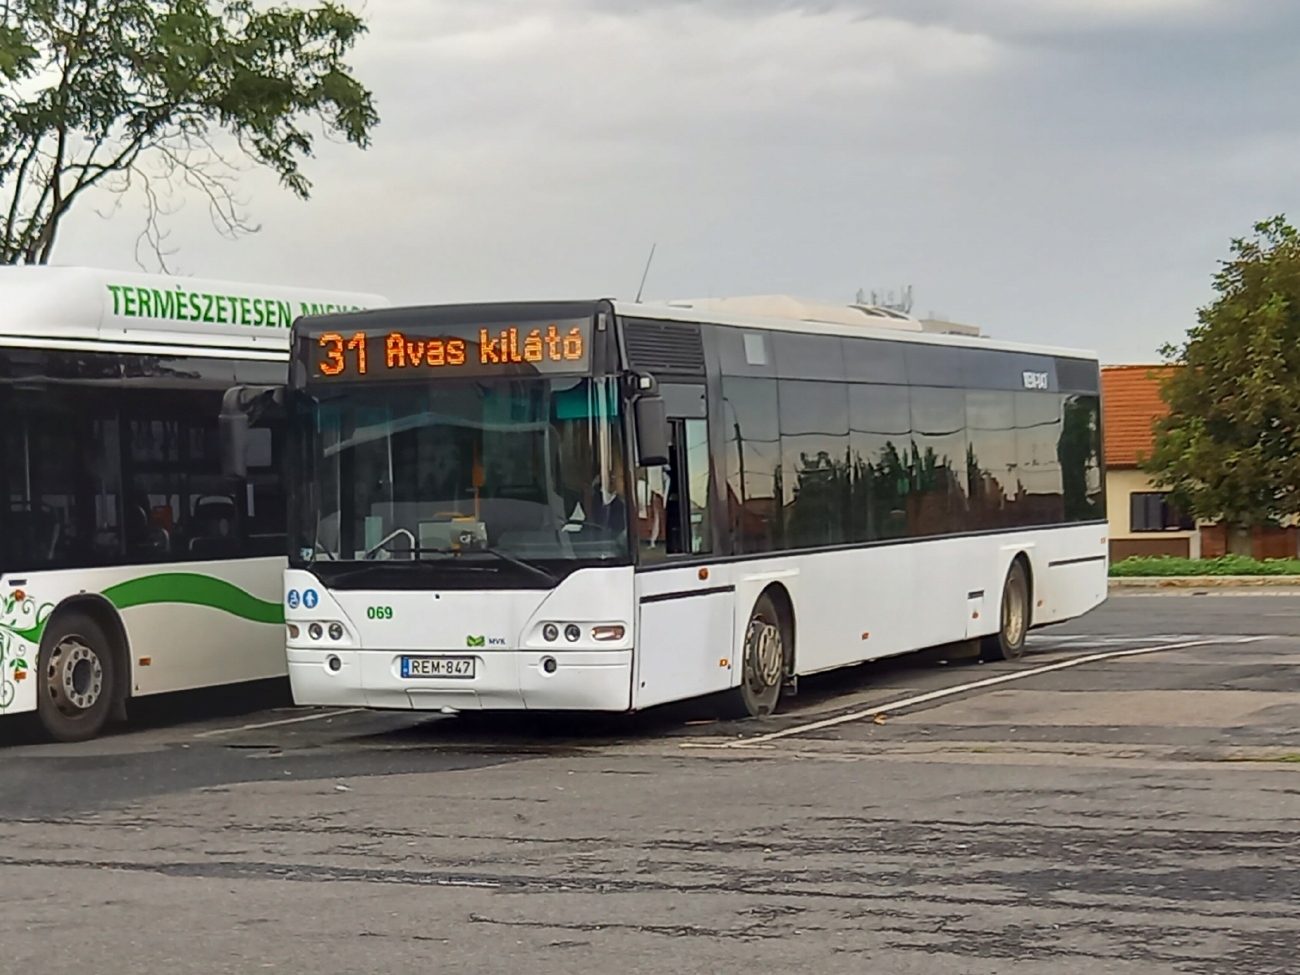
[779,380,848,549]
[1015,391,1064,525]
[965,390,1017,529]
[909,386,968,537]
[1060,394,1103,522]
[848,384,911,542]
[721,377,781,554]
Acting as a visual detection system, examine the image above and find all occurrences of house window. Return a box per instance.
[1130,492,1193,532]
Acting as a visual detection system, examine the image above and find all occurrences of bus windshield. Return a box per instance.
[291,376,629,582]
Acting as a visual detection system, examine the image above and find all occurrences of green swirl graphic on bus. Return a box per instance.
[0,589,53,709]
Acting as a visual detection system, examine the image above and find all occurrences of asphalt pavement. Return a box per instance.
[1,591,1297,975]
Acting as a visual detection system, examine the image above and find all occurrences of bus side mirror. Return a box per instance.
[220,411,250,480]
[634,394,670,467]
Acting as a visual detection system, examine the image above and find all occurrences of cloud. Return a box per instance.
[47,0,1300,364]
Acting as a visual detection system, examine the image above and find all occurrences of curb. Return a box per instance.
[1109,576,1300,589]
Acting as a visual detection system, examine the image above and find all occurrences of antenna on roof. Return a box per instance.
[635,243,657,303]
[858,285,914,314]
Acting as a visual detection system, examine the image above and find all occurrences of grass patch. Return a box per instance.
[1109,554,1300,577]
[1220,754,1300,764]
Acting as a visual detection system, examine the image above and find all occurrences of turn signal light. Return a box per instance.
[592,625,625,642]
[287,623,300,639]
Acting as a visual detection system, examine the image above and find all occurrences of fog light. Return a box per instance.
[308,623,323,640]
[592,625,625,642]
[564,623,581,643]
[328,622,344,641]
[542,623,559,642]
[287,623,300,639]
[541,656,558,674]
[326,654,342,672]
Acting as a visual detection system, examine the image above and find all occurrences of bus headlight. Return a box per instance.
[564,624,581,643]
[542,623,559,642]
[308,623,323,641]
[328,622,344,641]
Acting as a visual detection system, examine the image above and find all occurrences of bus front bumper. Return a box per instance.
[286,648,633,712]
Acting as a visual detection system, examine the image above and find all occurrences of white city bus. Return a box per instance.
[258,297,1106,718]
[0,266,385,741]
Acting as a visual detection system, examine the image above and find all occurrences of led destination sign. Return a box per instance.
[307,319,591,381]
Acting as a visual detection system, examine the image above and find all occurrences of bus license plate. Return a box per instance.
[400,656,476,679]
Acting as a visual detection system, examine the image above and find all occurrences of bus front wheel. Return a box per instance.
[726,593,787,718]
[981,559,1030,663]
[37,611,118,743]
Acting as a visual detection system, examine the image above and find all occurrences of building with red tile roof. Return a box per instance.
[1101,364,1297,561]
[1100,365,1198,560]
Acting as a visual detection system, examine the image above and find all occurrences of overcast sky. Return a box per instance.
[52,0,1300,363]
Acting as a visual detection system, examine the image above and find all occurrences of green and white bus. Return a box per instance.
[0,266,385,741]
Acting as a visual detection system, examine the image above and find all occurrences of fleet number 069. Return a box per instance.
[366,606,394,620]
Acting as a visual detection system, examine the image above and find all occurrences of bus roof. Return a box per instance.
[0,265,387,355]
[619,298,1098,361]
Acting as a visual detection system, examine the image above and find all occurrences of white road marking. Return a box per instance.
[690,637,1263,750]
[193,708,369,739]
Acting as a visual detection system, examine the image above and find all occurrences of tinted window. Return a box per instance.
[0,384,124,571]
[717,327,776,376]
[1061,394,1104,522]
[1056,357,1100,394]
[722,377,781,552]
[235,358,289,387]
[842,338,907,385]
[905,344,964,387]
[965,390,1017,530]
[774,332,846,381]
[779,380,849,548]
[122,390,243,562]
[0,349,288,572]
[1014,392,1064,524]
[848,384,911,542]
[909,387,969,535]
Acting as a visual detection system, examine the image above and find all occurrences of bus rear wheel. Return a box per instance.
[37,612,118,743]
[725,593,787,718]
[982,559,1030,662]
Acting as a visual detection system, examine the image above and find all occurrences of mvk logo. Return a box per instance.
[466,635,507,648]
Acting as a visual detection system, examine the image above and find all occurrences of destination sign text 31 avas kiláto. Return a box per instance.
[308,319,592,381]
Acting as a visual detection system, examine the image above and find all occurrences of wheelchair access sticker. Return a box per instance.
[287,590,300,610]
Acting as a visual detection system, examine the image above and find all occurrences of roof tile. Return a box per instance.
[1101,365,1179,468]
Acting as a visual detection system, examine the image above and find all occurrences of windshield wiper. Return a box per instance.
[470,548,559,586]
[321,557,499,587]
[317,547,557,587]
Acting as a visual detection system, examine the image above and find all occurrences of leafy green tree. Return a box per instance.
[1145,217,1300,547]
[0,0,377,266]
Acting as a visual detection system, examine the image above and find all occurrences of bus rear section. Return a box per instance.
[276,298,1107,718]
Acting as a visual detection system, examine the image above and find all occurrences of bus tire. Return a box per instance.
[36,611,118,743]
[726,593,787,718]
[981,558,1031,663]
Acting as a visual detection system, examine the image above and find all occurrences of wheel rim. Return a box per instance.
[1002,574,1026,649]
[745,617,783,694]
[46,636,104,717]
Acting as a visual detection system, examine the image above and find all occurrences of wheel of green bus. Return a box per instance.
[727,593,786,718]
[37,611,117,743]
[981,559,1030,663]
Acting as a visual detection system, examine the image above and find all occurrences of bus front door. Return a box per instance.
[632,391,733,710]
